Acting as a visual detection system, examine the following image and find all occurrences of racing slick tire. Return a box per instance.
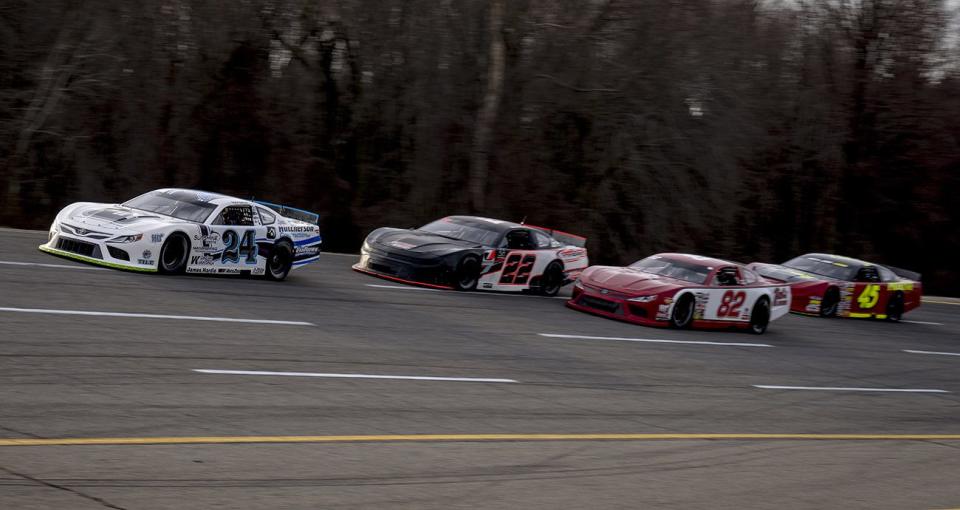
[670,293,695,329]
[820,287,839,317]
[451,255,480,291]
[749,297,771,335]
[537,262,564,297]
[158,233,189,274]
[265,241,294,281]
[885,292,904,322]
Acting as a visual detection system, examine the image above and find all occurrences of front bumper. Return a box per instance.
[353,247,455,289]
[566,284,669,327]
[39,228,157,273]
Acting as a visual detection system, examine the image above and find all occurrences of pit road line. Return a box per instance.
[754,385,948,393]
[194,369,518,383]
[0,260,107,271]
[904,350,960,357]
[3,433,960,447]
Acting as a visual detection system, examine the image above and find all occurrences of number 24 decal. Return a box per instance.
[717,290,746,318]
[221,229,257,264]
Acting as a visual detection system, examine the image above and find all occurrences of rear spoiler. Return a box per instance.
[886,265,921,282]
[254,200,320,225]
[526,224,587,248]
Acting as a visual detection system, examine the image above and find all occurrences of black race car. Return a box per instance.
[353,216,588,295]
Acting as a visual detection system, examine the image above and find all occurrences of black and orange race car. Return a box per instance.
[747,253,922,321]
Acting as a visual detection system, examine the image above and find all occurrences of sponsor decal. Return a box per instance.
[774,287,789,307]
[693,292,708,320]
[193,231,222,253]
[483,283,493,288]
[151,233,163,243]
[267,227,276,239]
[137,259,152,265]
[142,250,152,259]
[195,192,214,202]
[252,267,265,275]
[390,240,416,250]
[295,245,320,257]
[806,296,822,313]
[190,254,216,265]
[888,282,914,291]
[279,226,314,234]
[656,304,671,320]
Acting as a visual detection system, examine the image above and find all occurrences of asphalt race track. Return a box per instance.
[1,227,959,509]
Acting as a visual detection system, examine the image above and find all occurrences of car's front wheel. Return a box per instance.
[266,241,293,281]
[670,294,695,329]
[451,255,480,291]
[749,297,771,334]
[158,233,189,274]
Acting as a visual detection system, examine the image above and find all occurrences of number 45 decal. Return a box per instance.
[857,284,881,309]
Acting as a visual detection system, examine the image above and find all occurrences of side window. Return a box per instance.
[877,266,897,282]
[504,230,535,250]
[856,266,880,282]
[713,267,741,286]
[532,231,554,249]
[214,206,255,226]
[740,267,759,284]
[257,207,277,225]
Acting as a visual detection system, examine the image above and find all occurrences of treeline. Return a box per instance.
[1,0,958,294]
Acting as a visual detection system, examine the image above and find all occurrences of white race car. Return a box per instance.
[40,188,321,280]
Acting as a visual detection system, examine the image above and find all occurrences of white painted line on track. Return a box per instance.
[753,385,948,393]
[194,369,518,383]
[0,260,107,271]
[0,307,314,326]
[902,320,944,326]
[904,349,960,357]
[365,284,440,292]
[539,333,773,348]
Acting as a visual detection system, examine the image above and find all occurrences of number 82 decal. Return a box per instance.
[717,290,746,318]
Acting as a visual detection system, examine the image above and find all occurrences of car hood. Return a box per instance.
[582,266,686,295]
[60,202,182,234]
[369,228,482,255]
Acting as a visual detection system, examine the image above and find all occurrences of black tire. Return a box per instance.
[266,241,294,281]
[886,292,904,322]
[819,286,839,317]
[537,262,564,297]
[158,233,189,274]
[451,255,480,291]
[749,297,771,335]
[670,293,695,329]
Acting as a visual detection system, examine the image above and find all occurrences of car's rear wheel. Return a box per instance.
[886,291,904,322]
[749,297,771,334]
[266,241,293,281]
[158,233,189,274]
[820,286,839,317]
[670,294,695,329]
[452,255,480,291]
[537,262,564,296]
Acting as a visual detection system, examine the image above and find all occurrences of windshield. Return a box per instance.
[123,190,219,223]
[419,218,501,246]
[782,255,857,281]
[629,256,712,284]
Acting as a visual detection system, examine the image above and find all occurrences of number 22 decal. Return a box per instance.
[221,229,258,264]
[717,290,746,318]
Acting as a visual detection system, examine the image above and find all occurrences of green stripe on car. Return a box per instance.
[38,245,158,273]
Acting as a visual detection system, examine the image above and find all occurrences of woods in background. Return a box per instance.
[2,0,958,294]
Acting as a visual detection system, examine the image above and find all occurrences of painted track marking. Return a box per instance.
[754,385,948,393]
[0,260,107,271]
[539,333,773,348]
[0,307,314,326]
[365,284,440,292]
[194,369,517,384]
[903,320,944,326]
[904,350,960,357]
[3,433,960,447]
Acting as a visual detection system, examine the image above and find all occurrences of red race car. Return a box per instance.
[747,253,922,321]
[568,253,792,334]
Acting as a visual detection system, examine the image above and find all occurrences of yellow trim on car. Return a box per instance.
[38,245,157,273]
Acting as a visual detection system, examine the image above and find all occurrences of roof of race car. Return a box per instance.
[444,215,523,233]
[650,252,740,269]
[795,253,870,269]
[150,188,249,206]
